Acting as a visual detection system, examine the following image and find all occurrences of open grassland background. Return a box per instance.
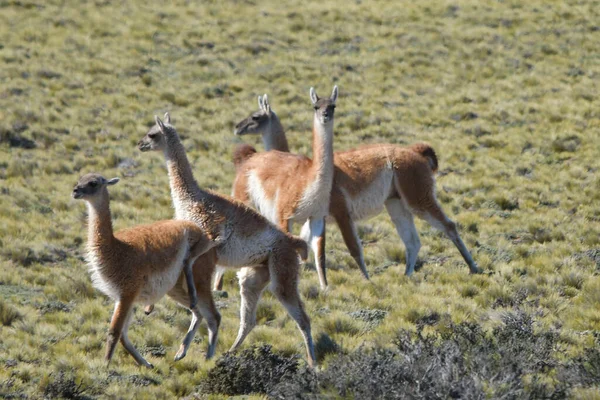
[1,0,599,398]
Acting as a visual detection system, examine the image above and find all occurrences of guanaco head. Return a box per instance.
[310,85,338,125]
[234,94,272,136]
[138,112,172,152]
[72,173,119,200]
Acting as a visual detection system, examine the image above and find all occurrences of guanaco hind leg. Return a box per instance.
[213,266,225,291]
[385,198,421,276]
[332,207,369,280]
[268,251,316,367]
[175,254,221,361]
[230,266,270,352]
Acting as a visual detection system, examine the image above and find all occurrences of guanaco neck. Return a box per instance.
[162,128,207,219]
[86,189,115,253]
[263,112,289,152]
[310,114,335,186]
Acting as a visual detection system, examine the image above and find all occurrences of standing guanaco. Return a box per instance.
[73,173,217,367]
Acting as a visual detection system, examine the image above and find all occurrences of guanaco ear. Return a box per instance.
[331,85,339,104]
[258,95,264,111]
[155,115,165,132]
[262,94,271,114]
[164,112,171,124]
[106,177,120,186]
[309,87,318,106]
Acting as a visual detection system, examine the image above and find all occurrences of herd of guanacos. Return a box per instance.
[71,85,480,368]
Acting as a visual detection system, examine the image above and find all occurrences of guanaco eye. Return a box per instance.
[89,181,98,188]
[148,132,157,139]
[314,106,319,110]
[252,115,260,121]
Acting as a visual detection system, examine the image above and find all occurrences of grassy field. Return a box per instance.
[1,0,600,398]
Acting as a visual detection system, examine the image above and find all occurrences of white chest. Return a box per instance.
[344,168,395,221]
[295,174,333,222]
[86,249,121,301]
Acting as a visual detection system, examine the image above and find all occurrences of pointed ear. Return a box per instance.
[331,85,339,104]
[309,87,318,106]
[155,115,165,132]
[263,94,271,114]
[164,112,171,124]
[106,177,120,186]
[258,95,264,111]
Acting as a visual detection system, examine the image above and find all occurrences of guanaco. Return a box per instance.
[225,94,479,287]
[72,173,217,368]
[231,86,338,290]
[137,114,317,367]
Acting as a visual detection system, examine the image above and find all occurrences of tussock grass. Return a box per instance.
[1,0,599,397]
[0,298,22,327]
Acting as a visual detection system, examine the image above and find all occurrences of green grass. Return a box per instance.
[1,0,599,398]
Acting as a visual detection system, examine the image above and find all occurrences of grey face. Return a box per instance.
[313,98,336,124]
[138,124,165,152]
[72,173,119,199]
[72,173,118,199]
[310,85,338,124]
[234,110,270,136]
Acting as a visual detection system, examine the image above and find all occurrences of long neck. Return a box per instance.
[262,112,289,152]
[311,115,335,181]
[162,130,207,217]
[86,190,114,251]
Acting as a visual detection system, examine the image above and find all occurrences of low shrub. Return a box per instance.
[200,311,600,399]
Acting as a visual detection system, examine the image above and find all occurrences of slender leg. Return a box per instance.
[175,256,221,360]
[229,266,270,352]
[119,307,153,368]
[423,204,480,274]
[105,302,126,366]
[300,220,311,243]
[213,266,225,291]
[269,251,316,367]
[332,208,369,279]
[391,163,479,274]
[183,257,198,310]
[385,198,421,276]
[196,287,221,360]
[308,218,327,290]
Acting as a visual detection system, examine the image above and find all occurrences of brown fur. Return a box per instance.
[233,144,257,170]
[233,120,334,228]
[73,173,218,368]
[226,100,479,282]
[230,87,338,289]
[233,150,315,226]
[137,114,317,367]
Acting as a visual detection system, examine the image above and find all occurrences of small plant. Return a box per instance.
[42,371,89,400]
[0,299,22,327]
[199,345,300,395]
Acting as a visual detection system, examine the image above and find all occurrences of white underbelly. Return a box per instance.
[216,227,275,268]
[87,241,188,304]
[138,244,189,304]
[344,169,394,221]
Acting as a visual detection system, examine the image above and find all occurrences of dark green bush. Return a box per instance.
[201,311,600,399]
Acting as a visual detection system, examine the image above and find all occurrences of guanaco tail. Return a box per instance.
[224,94,479,288]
